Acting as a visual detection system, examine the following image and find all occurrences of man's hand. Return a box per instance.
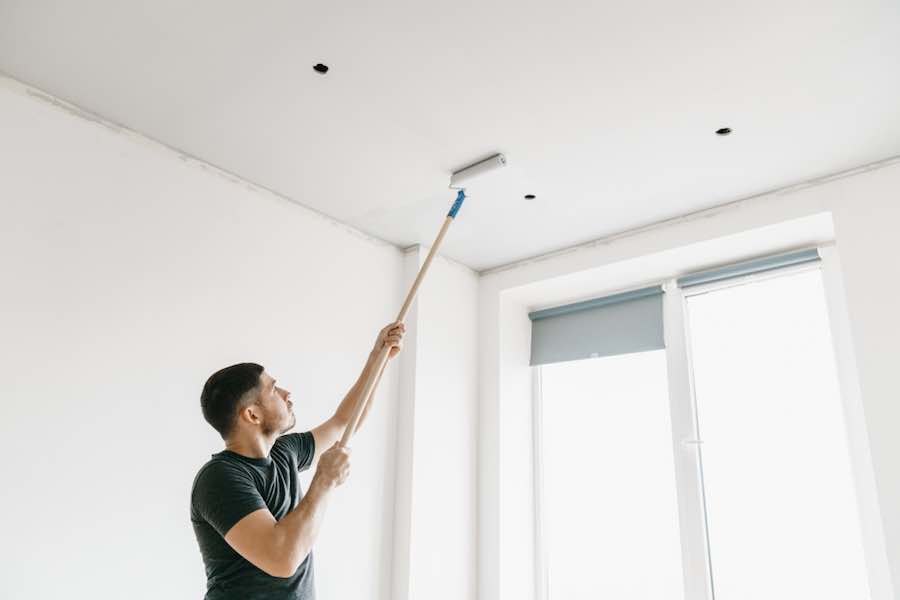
[312,442,351,491]
[225,444,350,578]
[371,321,406,359]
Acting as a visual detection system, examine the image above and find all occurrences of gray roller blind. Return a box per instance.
[529,286,665,366]
[677,248,820,288]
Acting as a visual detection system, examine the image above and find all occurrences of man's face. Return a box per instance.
[254,371,296,436]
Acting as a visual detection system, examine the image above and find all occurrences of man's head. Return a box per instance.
[200,363,296,440]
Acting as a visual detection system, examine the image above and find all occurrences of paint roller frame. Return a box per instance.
[339,153,507,446]
[449,153,507,190]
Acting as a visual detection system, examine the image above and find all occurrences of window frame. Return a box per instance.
[532,366,549,600]
[531,246,893,600]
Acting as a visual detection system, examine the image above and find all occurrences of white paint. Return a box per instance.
[479,293,537,600]
[796,246,898,598]
[819,245,892,600]
[479,164,900,598]
[0,76,403,599]
[392,247,479,600]
[530,367,548,600]
[390,249,421,600]
[2,0,900,269]
[662,280,714,600]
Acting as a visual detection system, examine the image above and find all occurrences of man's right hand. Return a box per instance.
[224,445,351,578]
[313,442,351,490]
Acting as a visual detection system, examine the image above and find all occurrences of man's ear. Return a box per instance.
[239,403,262,426]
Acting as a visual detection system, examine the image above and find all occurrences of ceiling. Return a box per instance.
[2,0,899,271]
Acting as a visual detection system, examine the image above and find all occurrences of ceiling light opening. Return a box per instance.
[313,63,329,74]
[524,194,536,200]
[716,127,732,136]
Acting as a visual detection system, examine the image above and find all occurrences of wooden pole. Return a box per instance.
[340,213,458,446]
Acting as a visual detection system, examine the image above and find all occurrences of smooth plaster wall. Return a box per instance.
[0,76,404,600]
[391,247,479,600]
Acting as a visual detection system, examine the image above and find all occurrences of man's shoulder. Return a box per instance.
[271,432,293,447]
[272,431,311,453]
[191,455,252,500]
[190,454,263,525]
[272,431,316,468]
[190,454,270,535]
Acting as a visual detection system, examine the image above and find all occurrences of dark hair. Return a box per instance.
[200,363,264,438]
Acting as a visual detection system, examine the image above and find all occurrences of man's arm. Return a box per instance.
[311,321,404,458]
[223,442,350,578]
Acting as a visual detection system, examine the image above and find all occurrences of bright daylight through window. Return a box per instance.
[538,266,870,599]
[540,350,684,599]
[686,268,869,599]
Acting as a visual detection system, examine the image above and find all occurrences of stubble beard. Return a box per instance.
[281,412,297,434]
[261,412,295,437]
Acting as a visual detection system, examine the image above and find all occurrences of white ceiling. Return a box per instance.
[2,0,899,270]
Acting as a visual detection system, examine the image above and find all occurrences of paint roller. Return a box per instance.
[340,153,507,446]
[449,153,508,190]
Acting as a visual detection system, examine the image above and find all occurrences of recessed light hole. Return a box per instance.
[313,63,329,74]
[524,194,536,200]
[716,127,732,136]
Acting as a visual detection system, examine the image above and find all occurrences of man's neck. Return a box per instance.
[224,432,277,459]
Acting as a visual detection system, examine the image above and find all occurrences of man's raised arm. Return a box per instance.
[311,321,404,458]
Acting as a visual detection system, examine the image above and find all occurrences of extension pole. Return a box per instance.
[339,190,467,446]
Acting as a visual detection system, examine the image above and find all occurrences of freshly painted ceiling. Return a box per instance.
[2,0,899,271]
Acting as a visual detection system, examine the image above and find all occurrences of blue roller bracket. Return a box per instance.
[447,189,466,218]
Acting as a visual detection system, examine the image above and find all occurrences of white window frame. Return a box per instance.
[532,367,549,600]
[531,246,894,600]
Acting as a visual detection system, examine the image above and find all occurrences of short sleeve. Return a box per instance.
[276,431,316,472]
[192,461,267,537]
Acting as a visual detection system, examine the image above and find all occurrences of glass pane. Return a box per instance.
[541,350,684,600]
[686,269,870,599]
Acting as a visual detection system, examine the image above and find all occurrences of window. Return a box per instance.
[539,351,684,599]
[533,255,874,599]
[685,268,870,599]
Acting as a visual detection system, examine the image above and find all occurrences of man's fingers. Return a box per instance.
[379,322,405,343]
[376,322,405,355]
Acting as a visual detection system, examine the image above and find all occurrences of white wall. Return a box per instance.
[0,76,404,599]
[478,161,900,599]
[392,247,479,600]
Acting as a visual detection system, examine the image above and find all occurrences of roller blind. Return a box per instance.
[677,248,820,289]
[529,286,664,366]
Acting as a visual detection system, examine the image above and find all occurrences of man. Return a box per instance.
[190,321,405,599]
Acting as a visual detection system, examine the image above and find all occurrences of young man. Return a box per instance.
[190,321,405,599]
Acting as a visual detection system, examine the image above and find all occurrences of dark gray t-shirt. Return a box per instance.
[191,432,316,599]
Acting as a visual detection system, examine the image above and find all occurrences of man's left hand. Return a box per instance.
[373,321,405,359]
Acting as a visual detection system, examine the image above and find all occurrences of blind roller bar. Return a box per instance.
[677,248,820,289]
[529,285,663,321]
